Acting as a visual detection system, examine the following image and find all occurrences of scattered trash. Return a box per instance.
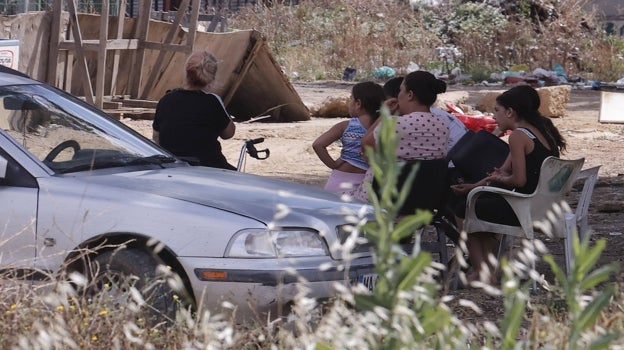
[450,66,461,77]
[509,64,530,72]
[435,46,461,74]
[372,66,396,79]
[609,232,623,236]
[344,60,623,91]
[342,67,356,81]
[591,81,602,90]
[406,61,420,73]
[552,63,566,77]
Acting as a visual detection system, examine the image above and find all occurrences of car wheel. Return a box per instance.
[86,248,181,323]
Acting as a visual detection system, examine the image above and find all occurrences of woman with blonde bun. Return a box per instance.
[153,50,236,170]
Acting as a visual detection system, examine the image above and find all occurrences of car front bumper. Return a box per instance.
[178,256,376,322]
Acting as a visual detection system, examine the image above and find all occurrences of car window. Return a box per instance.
[0,147,37,187]
[0,84,171,173]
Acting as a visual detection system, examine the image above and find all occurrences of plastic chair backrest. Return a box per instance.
[574,165,601,238]
[529,156,585,236]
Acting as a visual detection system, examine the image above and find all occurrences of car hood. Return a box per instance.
[79,166,371,225]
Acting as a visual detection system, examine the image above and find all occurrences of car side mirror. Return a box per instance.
[0,155,7,179]
[3,95,41,111]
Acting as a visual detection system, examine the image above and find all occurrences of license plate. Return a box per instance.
[352,273,378,292]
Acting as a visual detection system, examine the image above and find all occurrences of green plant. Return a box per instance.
[355,109,435,312]
[494,258,533,350]
[349,106,465,348]
[544,231,620,349]
[464,64,495,83]
[444,2,508,42]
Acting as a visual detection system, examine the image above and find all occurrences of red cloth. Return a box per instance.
[446,103,497,133]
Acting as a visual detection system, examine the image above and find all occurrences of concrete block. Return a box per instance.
[537,85,571,118]
[435,90,469,110]
[475,90,504,113]
[475,86,571,118]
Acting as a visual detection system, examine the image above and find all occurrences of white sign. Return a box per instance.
[599,91,624,123]
[0,50,15,69]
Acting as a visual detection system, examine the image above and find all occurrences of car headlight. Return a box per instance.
[226,228,328,258]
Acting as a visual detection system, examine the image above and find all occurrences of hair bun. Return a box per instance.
[434,79,447,94]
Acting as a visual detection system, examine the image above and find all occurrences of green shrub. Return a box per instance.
[229,0,624,82]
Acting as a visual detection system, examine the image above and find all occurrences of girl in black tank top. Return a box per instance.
[449,85,567,285]
[515,127,559,194]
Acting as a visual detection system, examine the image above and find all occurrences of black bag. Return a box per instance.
[447,130,509,184]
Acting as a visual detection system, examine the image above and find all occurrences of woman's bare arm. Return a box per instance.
[152,130,160,145]
[219,120,236,139]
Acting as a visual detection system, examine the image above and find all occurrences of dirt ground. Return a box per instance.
[122,82,624,320]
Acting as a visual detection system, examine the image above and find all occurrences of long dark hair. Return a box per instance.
[351,81,386,120]
[402,71,446,107]
[496,85,567,153]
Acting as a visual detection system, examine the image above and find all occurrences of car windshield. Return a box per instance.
[0,83,175,174]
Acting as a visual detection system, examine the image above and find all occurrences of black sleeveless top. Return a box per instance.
[516,127,559,194]
[153,89,233,169]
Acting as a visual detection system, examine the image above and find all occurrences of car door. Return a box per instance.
[0,147,38,272]
[0,92,45,274]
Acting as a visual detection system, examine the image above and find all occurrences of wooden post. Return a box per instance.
[129,1,153,98]
[95,0,110,108]
[66,0,94,104]
[138,0,198,99]
[46,0,63,86]
[109,0,127,96]
[185,0,199,49]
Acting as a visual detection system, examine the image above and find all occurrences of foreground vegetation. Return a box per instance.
[0,110,621,348]
[229,0,624,83]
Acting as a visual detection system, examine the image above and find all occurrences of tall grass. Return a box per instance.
[230,0,444,80]
[228,0,624,82]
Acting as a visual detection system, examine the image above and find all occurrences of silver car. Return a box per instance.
[0,69,376,321]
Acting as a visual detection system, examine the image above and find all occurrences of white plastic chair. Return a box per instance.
[463,156,585,289]
[563,165,601,273]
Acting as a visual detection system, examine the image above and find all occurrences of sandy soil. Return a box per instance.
[124,82,624,180]
[122,82,624,307]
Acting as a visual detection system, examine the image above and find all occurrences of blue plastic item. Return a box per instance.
[372,66,396,79]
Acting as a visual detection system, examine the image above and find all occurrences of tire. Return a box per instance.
[86,248,181,323]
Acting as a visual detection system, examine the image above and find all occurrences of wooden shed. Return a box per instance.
[0,11,310,122]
